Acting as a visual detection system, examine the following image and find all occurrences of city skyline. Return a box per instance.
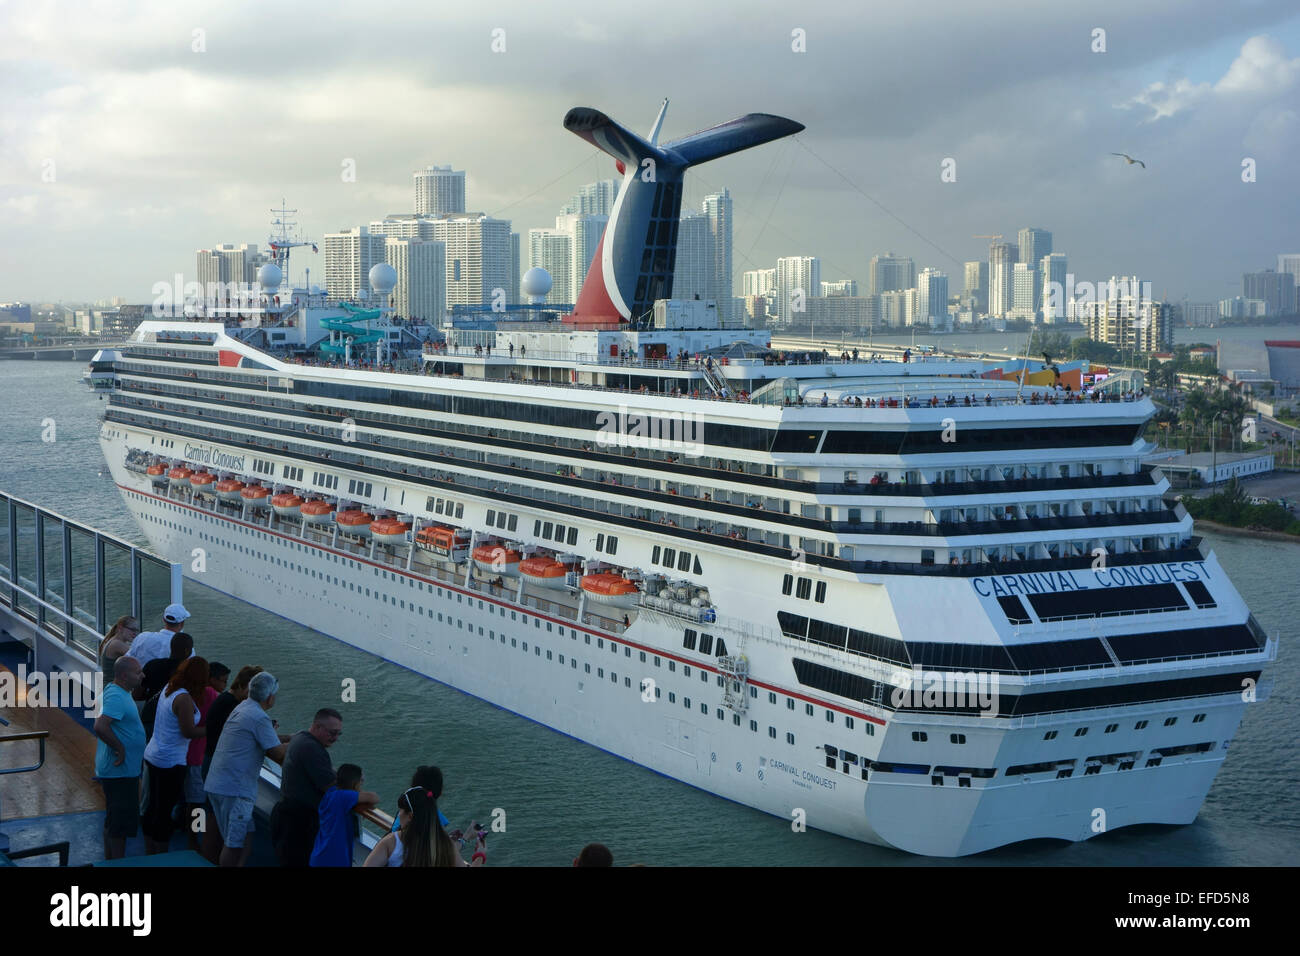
[2,1,1299,303]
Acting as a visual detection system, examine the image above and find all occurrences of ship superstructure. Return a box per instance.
[90,104,1273,856]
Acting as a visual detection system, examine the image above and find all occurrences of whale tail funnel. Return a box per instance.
[563,102,803,327]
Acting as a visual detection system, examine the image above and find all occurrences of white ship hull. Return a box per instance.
[103,428,1257,856]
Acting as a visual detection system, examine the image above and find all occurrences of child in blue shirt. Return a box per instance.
[310,763,380,867]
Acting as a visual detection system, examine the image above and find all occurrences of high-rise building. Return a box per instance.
[429,215,513,310]
[1277,254,1300,294]
[196,250,227,290]
[774,257,821,323]
[914,269,949,327]
[821,279,859,297]
[561,179,618,217]
[1039,254,1069,322]
[801,296,880,336]
[1183,301,1218,327]
[673,213,712,303]
[868,252,915,296]
[1079,277,1169,351]
[742,269,776,297]
[555,213,608,304]
[385,238,447,324]
[527,229,574,304]
[702,189,734,326]
[1010,262,1037,320]
[1220,297,1268,319]
[323,227,387,300]
[509,232,521,306]
[370,214,436,239]
[413,166,466,217]
[962,260,988,314]
[988,242,1015,318]
[1018,228,1052,267]
[1243,270,1297,316]
[878,289,914,329]
[196,244,261,294]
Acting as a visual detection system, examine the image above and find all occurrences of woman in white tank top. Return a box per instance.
[141,658,208,854]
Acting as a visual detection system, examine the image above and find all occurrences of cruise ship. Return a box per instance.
[90,103,1274,856]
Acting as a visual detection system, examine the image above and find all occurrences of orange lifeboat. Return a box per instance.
[271,492,305,517]
[147,463,169,485]
[371,518,412,545]
[473,544,521,577]
[415,526,469,560]
[240,485,270,508]
[580,573,640,609]
[335,510,374,537]
[299,499,335,524]
[190,471,217,495]
[167,465,193,487]
[520,556,570,590]
[215,478,245,502]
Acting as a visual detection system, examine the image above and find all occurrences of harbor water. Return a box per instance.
[0,361,1295,865]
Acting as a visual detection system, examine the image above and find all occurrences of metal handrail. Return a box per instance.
[0,730,50,776]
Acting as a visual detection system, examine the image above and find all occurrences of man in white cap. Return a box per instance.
[127,603,192,668]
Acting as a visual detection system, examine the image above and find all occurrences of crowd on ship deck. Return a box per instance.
[87,604,617,867]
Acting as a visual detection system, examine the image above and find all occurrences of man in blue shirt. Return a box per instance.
[310,763,380,867]
[92,656,146,860]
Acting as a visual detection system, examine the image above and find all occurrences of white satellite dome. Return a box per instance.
[257,263,283,292]
[369,262,398,294]
[522,266,552,299]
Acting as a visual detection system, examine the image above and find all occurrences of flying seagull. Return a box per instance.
[1111,152,1145,168]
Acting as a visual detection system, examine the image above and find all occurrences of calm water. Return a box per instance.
[0,360,1295,866]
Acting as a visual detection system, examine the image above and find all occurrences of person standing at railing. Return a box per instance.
[141,657,208,855]
[272,708,343,867]
[310,763,380,867]
[99,615,139,680]
[93,655,146,860]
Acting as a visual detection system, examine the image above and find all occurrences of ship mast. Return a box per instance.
[266,199,316,291]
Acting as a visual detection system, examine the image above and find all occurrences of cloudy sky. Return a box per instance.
[2,0,1298,304]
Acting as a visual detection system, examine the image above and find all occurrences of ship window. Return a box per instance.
[912,732,927,742]
[1074,727,1088,737]
[585,664,591,673]
[814,581,827,603]
[669,692,676,703]
[654,656,660,666]
[716,639,727,657]
[1105,723,1118,733]
[698,633,714,655]
[786,732,795,745]
[1044,730,1057,740]
[1163,717,1177,726]
[678,551,691,572]
[663,548,676,567]
[1135,720,1148,730]
[846,716,854,729]
[795,578,811,600]
[684,666,691,677]
[951,733,966,744]
[865,724,875,736]
[805,703,814,716]
[652,546,661,564]
[455,505,463,518]
[787,699,794,710]
[826,710,835,723]
[487,510,496,524]
[567,527,578,545]
[1193,713,1205,723]
[782,574,793,595]
[543,522,553,538]
[684,697,690,709]
[769,726,776,738]
[554,524,566,542]
[436,501,445,514]
[693,556,702,575]
[508,515,517,531]
[597,639,604,648]
[607,537,617,555]
[597,533,606,552]
[535,520,541,536]
[669,661,675,672]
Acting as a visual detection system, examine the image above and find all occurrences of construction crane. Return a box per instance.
[973,234,1003,245]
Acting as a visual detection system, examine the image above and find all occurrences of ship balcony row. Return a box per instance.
[106,406,1200,584]
[111,393,1180,543]
[113,377,1153,505]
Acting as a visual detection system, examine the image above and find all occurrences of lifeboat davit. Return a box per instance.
[147,463,169,485]
[335,510,374,537]
[300,499,335,523]
[415,526,469,559]
[271,492,305,517]
[520,556,570,589]
[240,485,270,508]
[371,518,411,545]
[190,471,216,495]
[167,466,193,487]
[580,573,640,608]
[215,478,245,502]
[473,544,521,577]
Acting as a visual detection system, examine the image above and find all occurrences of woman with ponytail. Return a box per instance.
[364,782,485,867]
